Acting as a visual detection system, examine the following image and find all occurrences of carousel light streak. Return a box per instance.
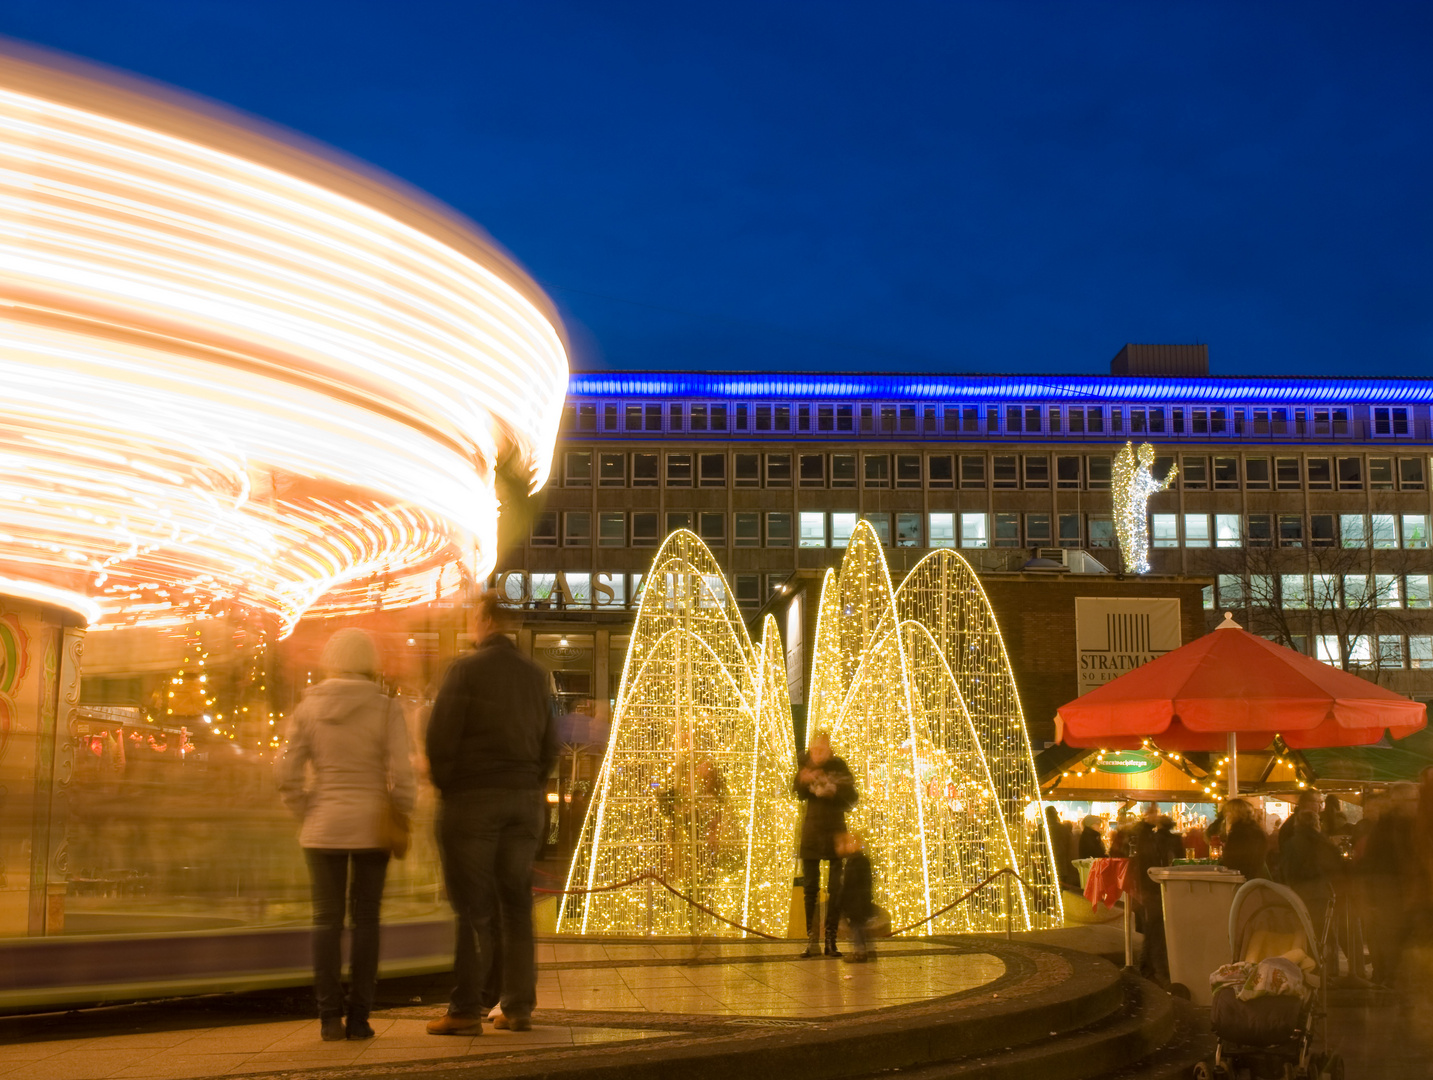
[0,55,567,632]
[1112,441,1177,575]
[558,530,799,937]
[806,521,1062,933]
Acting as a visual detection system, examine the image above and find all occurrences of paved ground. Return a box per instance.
[0,939,1012,1080]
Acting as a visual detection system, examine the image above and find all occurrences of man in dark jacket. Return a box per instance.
[794,731,857,957]
[425,592,556,1035]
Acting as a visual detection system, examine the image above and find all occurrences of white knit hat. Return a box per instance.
[320,627,380,677]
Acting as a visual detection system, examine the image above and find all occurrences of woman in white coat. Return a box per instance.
[278,628,416,1041]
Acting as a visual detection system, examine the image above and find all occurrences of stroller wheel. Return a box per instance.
[1191,1063,1212,1080]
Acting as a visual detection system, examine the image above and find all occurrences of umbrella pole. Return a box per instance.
[1227,731,1238,800]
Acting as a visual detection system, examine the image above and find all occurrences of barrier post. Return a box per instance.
[1004,871,1012,940]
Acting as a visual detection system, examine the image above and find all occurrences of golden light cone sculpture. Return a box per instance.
[807,521,1062,932]
[558,531,798,937]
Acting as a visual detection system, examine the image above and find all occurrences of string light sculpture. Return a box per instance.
[558,530,798,937]
[808,522,1062,932]
[1112,442,1178,574]
[0,53,568,634]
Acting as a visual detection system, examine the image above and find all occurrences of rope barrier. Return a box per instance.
[534,866,1032,942]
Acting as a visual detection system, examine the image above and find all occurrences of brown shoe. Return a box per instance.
[426,1014,483,1036]
[492,1013,532,1032]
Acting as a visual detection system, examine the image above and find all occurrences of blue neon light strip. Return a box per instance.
[567,372,1433,404]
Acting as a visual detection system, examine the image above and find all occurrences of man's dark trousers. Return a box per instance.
[439,787,545,1020]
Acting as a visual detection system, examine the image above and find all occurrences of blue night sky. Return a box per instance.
[3,2,1430,378]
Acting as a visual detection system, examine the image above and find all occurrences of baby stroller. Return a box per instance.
[1192,879,1343,1080]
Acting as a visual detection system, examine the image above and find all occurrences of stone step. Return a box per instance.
[872,972,1176,1080]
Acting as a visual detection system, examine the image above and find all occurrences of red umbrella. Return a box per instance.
[1056,617,1426,760]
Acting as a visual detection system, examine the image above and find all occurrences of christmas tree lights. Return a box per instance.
[558,530,798,937]
[808,522,1062,932]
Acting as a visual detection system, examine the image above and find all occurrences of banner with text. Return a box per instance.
[1075,597,1182,695]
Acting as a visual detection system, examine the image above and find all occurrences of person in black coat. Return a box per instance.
[1216,798,1269,882]
[1045,807,1080,892]
[794,730,857,957]
[834,831,875,962]
[1078,815,1107,860]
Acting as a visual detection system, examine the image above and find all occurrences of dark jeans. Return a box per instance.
[801,857,843,939]
[304,848,390,1021]
[439,787,544,1020]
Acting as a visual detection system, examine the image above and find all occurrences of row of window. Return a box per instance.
[492,569,788,611]
[561,449,1430,492]
[1214,573,1433,610]
[565,402,1420,440]
[532,510,1432,551]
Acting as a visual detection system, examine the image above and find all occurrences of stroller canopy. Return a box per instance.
[1227,878,1321,971]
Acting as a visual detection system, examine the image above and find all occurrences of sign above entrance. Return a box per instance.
[1075,597,1182,696]
[1093,750,1161,774]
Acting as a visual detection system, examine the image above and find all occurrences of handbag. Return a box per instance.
[378,798,410,859]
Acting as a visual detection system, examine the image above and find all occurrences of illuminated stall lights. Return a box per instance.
[0,53,568,632]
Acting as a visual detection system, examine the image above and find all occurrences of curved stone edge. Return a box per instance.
[238,941,1125,1080]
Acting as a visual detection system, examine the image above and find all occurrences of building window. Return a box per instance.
[1245,458,1271,490]
[994,513,1021,547]
[603,403,619,431]
[1377,575,1401,608]
[1058,513,1081,547]
[1369,457,1395,490]
[960,455,986,488]
[1337,457,1363,490]
[896,513,922,547]
[1088,515,1114,548]
[895,454,922,489]
[957,509,980,547]
[755,404,772,432]
[1279,515,1304,547]
[735,404,748,431]
[1306,457,1333,490]
[669,404,683,430]
[862,513,891,545]
[575,403,597,432]
[836,404,854,432]
[1219,574,1248,609]
[1213,457,1239,489]
[1378,636,1404,667]
[1341,514,1367,548]
[565,451,592,487]
[1026,513,1052,546]
[799,454,825,487]
[818,405,834,432]
[739,509,762,547]
[1151,514,1178,548]
[1311,574,1338,608]
[1023,455,1050,489]
[599,453,625,487]
[734,574,761,608]
[1275,457,1301,490]
[734,453,760,488]
[928,454,954,489]
[767,512,793,547]
[864,454,890,488]
[1185,514,1210,548]
[1372,514,1397,548]
[992,455,1019,489]
[632,512,659,546]
[799,512,827,548]
[1310,514,1336,548]
[1056,456,1081,489]
[633,453,659,487]
[564,511,592,546]
[666,511,692,533]
[1248,514,1273,548]
[923,406,938,434]
[831,513,858,548]
[699,453,726,487]
[1282,574,1308,609]
[699,512,725,544]
[598,512,625,547]
[667,453,692,487]
[690,404,709,432]
[898,405,917,433]
[711,404,729,431]
[766,454,792,487]
[1399,457,1426,490]
[798,404,812,432]
[1344,575,1371,608]
[1373,406,1410,436]
[860,405,874,433]
[1408,576,1432,609]
[531,511,558,546]
[831,454,857,488]
[929,511,956,548]
[1403,514,1429,549]
[1215,514,1241,547]
[1087,455,1112,490]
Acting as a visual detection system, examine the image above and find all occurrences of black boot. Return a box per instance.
[346,1014,376,1040]
[824,929,842,958]
[320,1016,346,1041]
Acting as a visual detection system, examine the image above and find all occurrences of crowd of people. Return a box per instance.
[1045,781,1433,991]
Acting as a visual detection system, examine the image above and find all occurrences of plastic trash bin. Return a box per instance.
[1148,865,1244,1005]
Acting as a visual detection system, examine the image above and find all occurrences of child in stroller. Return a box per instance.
[1193,878,1343,1080]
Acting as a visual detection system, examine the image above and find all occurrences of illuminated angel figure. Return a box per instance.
[1112,442,1177,574]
